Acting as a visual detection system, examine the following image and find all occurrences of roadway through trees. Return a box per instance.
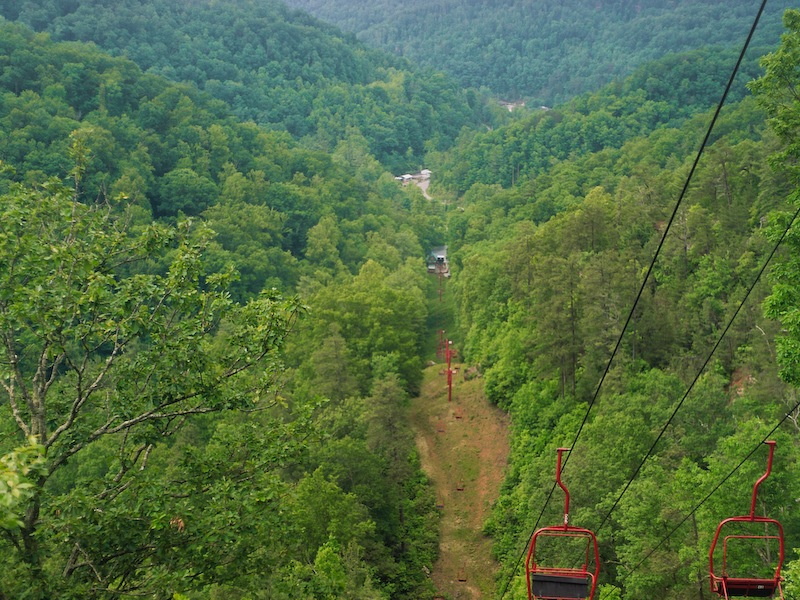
[409,336,510,598]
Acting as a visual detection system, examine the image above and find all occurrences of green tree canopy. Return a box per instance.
[0,175,302,597]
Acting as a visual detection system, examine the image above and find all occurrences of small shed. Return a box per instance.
[427,246,450,277]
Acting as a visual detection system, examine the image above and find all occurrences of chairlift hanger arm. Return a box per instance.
[556,447,570,527]
[749,441,775,519]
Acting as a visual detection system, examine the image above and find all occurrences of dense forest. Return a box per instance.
[2,0,800,599]
[437,8,800,599]
[281,0,795,105]
[0,0,491,171]
[0,18,445,599]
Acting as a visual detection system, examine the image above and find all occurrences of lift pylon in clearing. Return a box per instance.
[525,448,600,600]
[709,441,785,599]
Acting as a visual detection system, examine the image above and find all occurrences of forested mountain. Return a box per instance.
[428,45,771,202]
[0,0,489,171]
[432,9,800,598]
[280,0,795,105]
[0,21,445,599]
[4,0,800,598]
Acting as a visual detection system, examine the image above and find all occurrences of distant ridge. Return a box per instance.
[0,0,486,170]
[280,0,795,104]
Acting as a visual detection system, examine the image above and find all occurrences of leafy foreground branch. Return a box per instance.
[0,177,304,598]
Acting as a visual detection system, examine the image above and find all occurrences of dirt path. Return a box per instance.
[409,363,510,599]
[416,178,433,200]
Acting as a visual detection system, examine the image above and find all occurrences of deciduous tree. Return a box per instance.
[0,176,301,597]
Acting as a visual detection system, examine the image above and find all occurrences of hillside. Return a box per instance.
[428,45,772,199]
[3,1,800,599]
[0,21,447,598]
[0,0,489,171]
[435,10,800,598]
[280,0,794,104]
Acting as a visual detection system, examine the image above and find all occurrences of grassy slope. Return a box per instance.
[410,279,510,599]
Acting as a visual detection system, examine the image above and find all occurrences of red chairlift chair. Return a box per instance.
[525,448,600,600]
[709,441,785,599]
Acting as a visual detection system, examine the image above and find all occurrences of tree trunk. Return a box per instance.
[20,480,47,598]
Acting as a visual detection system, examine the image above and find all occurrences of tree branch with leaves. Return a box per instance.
[0,174,303,597]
